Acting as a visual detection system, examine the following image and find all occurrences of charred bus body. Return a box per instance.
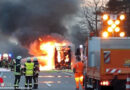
[55,46,71,69]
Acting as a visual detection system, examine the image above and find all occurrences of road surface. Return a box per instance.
[0,69,83,90]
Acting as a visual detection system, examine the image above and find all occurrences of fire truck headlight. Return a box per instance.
[3,53,8,58]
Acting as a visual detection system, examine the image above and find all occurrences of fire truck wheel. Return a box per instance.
[84,78,94,90]
[93,80,100,90]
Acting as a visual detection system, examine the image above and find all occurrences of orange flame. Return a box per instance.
[39,42,55,70]
[65,55,69,62]
[29,35,70,71]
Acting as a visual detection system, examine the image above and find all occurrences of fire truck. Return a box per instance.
[54,46,71,69]
[0,53,12,68]
[83,37,130,90]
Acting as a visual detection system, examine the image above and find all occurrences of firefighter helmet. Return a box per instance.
[16,56,22,60]
[26,57,31,62]
[33,57,38,62]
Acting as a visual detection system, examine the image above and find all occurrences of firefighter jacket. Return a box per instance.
[34,61,40,76]
[24,62,34,76]
[14,61,21,75]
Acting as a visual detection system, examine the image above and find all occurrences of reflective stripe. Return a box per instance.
[127,78,130,82]
[14,84,18,87]
[126,76,130,89]
[104,51,111,63]
[106,68,121,73]
[126,85,130,89]
[111,69,116,73]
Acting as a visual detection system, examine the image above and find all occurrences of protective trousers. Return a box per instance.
[33,75,38,89]
[25,76,32,89]
[14,75,21,89]
[74,73,84,90]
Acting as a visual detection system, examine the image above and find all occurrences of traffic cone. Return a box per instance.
[126,75,130,90]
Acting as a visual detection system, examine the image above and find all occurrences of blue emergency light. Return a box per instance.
[9,53,12,57]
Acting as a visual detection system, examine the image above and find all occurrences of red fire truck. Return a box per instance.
[0,53,12,68]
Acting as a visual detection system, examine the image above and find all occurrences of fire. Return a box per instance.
[57,51,61,63]
[65,55,69,62]
[29,35,70,71]
[39,42,55,70]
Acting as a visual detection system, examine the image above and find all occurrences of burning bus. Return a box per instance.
[29,35,73,71]
[55,46,71,69]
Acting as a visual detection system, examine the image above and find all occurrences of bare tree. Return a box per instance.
[80,0,108,36]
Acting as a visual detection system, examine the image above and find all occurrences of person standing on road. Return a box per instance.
[11,59,16,71]
[73,55,85,90]
[24,57,34,90]
[33,57,40,89]
[0,58,2,68]
[14,56,22,89]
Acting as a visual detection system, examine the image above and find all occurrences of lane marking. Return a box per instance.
[63,72,73,76]
[46,83,51,87]
[0,68,11,72]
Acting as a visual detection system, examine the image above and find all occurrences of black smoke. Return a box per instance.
[0,0,79,55]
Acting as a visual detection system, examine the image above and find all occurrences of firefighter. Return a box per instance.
[0,59,2,68]
[11,59,16,71]
[14,56,22,89]
[33,57,40,89]
[2,58,6,68]
[24,57,34,89]
[73,55,85,90]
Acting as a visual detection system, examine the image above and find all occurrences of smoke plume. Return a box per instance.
[0,0,79,54]
[0,0,79,55]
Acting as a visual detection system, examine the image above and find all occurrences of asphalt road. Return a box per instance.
[0,69,82,90]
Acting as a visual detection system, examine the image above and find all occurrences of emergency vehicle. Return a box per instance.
[83,37,130,90]
[0,53,12,68]
[0,53,12,60]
